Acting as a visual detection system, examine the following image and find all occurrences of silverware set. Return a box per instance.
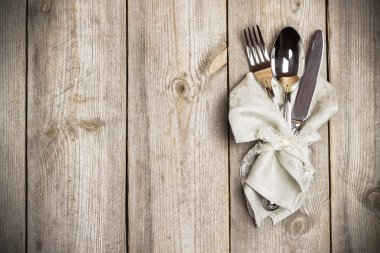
[243,25,324,211]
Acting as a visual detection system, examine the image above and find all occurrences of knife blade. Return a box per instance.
[291,30,324,130]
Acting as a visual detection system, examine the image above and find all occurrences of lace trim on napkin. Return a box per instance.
[240,126,321,184]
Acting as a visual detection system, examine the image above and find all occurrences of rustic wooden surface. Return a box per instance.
[0,0,26,252]
[27,1,126,252]
[128,0,229,252]
[329,0,380,252]
[0,0,379,252]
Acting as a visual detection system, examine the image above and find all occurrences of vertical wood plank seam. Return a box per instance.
[126,0,130,251]
[126,0,129,250]
[25,0,29,252]
[325,1,332,252]
[226,0,231,252]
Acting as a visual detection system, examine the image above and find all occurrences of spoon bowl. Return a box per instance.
[271,26,305,90]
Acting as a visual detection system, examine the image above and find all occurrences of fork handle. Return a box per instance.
[265,87,280,110]
[254,68,280,111]
[268,90,280,111]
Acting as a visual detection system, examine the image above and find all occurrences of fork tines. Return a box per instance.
[255,25,270,61]
[243,25,271,73]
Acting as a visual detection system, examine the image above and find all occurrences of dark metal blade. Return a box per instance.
[292,30,324,123]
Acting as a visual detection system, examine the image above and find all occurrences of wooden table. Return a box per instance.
[1,0,379,252]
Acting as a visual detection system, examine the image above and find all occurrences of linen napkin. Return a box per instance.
[229,72,338,227]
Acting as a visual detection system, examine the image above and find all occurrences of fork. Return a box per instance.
[244,25,280,211]
[244,25,279,110]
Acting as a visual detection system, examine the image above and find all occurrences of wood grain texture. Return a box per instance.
[27,1,126,252]
[127,0,229,252]
[329,0,380,252]
[228,0,330,252]
[0,1,26,252]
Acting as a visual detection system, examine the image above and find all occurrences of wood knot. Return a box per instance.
[79,119,104,132]
[45,126,60,139]
[172,77,192,100]
[363,187,380,218]
[41,0,52,13]
[200,43,227,76]
[284,212,311,237]
[176,81,188,97]
[291,0,303,12]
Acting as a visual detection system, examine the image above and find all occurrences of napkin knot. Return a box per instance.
[257,126,320,151]
[242,126,321,182]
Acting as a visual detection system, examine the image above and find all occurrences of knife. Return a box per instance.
[291,30,324,131]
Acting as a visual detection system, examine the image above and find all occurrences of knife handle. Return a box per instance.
[291,121,302,133]
[284,91,292,128]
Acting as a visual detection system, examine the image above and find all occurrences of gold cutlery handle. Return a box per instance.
[254,67,279,110]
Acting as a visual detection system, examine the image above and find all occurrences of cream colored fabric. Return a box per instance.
[229,72,338,227]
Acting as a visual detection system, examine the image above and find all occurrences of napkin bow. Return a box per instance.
[250,126,321,182]
[229,72,338,226]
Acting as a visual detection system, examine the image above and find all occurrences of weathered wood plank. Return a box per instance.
[27,1,126,252]
[128,0,229,252]
[228,0,330,252]
[329,0,380,252]
[0,1,26,252]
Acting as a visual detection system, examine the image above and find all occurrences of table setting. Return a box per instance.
[229,25,338,227]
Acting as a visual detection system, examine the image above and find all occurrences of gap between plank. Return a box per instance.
[126,0,129,250]
[324,0,333,252]
[226,0,232,252]
[25,0,29,252]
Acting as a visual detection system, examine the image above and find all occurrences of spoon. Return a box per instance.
[271,27,305,127]
[262,27,305,211]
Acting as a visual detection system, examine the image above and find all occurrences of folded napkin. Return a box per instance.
[229,72,338,227]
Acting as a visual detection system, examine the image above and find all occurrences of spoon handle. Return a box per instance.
[284,91,292,128]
